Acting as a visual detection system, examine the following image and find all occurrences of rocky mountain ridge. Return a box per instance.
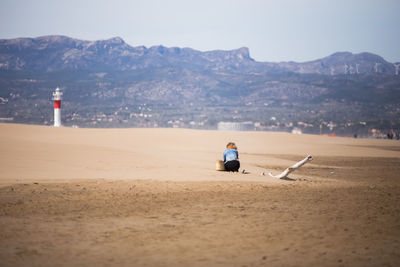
[0,35,398,75]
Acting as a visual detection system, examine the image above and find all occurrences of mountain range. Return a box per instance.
[0,35,398,75]
[0,36,399,135]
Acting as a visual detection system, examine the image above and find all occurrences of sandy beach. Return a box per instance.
[1,123,399,266]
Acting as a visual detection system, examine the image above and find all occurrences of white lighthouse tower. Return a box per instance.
[52,87,63,127]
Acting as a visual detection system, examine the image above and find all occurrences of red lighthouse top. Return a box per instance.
[52,87,63,109]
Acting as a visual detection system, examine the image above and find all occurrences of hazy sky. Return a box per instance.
[1,0,399,62]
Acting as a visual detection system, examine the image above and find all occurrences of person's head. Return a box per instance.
[226,142,237,149]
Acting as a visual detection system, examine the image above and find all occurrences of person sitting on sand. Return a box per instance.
[223,142,240,172]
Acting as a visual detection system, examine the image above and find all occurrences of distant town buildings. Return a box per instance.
[291,127,302,134]
[218,121,255,131]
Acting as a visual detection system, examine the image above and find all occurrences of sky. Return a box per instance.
[0,0,399,63]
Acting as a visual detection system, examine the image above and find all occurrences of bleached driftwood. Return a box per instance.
[269,155,313,179]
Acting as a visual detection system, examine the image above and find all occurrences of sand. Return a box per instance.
[0,123,399,266]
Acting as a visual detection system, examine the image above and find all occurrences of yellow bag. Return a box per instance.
[216,160,225,171]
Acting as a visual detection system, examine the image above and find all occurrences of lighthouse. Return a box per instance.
[52,87,63,127]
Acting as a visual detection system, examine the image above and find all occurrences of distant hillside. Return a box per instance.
[0,35,398,75]
[279,52,397,75]
[0,36,255,73]
[0,36,399,135]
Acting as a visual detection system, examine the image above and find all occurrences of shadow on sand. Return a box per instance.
[280,176,296,181]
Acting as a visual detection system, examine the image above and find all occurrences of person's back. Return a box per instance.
[223,148,238,162]
[223,142,240,172]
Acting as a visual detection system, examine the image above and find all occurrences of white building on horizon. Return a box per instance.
[217,121,254,131]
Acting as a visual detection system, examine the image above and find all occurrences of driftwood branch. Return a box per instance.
[269,155,313,179]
